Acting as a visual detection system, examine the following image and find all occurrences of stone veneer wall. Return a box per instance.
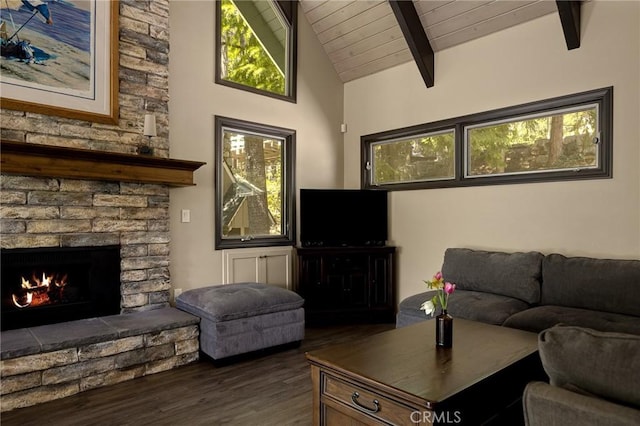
[0,0,173,312]
[0,1,203,412]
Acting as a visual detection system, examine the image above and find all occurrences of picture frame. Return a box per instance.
[0,0,119,124]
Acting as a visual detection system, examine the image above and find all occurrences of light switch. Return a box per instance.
[181,209,191,223]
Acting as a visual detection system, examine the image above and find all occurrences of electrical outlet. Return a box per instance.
[181,209,190,223]
[174,288,183,298]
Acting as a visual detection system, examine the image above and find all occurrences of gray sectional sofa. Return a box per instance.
[397,248,640,335]
[398,248,640,425]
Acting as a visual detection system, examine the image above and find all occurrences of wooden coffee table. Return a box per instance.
[306,319,545,425]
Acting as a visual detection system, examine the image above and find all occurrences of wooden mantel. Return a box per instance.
[0,140,205,187]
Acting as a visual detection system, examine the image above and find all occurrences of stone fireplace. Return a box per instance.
[0,0,207,412]
[0,174,174,313]
[1,245,121,331]
[0,172,203,412]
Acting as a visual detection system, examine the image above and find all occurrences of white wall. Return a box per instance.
[168,1,344,292]
[344,1,640,302]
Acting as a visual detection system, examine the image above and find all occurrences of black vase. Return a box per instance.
[436,309,453,348]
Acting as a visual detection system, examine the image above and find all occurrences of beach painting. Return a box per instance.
[0,0,118,123]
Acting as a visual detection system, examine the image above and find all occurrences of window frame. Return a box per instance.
[362,87,613,191]
[214,115,296,250]
[215,0,298,103]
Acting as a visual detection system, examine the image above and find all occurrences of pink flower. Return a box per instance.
[423,271,456,312]
[444,282,456,294]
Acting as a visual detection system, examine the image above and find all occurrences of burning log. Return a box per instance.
[11,271,68,308]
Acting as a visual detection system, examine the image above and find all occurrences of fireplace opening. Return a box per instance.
[1,245,121,331]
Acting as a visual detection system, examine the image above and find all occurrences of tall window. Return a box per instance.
[215,116,295,249]
[216,0,297,102]
[362,87,612,190]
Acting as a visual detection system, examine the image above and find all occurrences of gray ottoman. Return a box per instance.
[175,282,305,360]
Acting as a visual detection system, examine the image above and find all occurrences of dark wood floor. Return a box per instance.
[1,323,394,426]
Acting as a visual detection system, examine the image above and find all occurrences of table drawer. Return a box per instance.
[322,373,419,425]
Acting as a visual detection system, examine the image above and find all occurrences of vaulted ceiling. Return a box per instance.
[300,1,582,85]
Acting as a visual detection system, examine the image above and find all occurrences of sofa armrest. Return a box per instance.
[523,382,640,426]
[538,326,640,408]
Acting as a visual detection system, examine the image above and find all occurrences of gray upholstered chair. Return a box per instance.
[523,325,640,426]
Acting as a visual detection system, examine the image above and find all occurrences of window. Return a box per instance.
[466,105,599,178]
[362,87,612,190]
[216,0,297,102]
[215,116,295,249]
[370,129,455,186]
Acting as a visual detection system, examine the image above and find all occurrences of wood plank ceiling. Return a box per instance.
[300,0,562,83]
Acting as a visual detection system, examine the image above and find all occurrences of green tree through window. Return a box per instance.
[372,131,455,185]
[218,0,291,98]
[215,116,295,249]
[467,107,598,176]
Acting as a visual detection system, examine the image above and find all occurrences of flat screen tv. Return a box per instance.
[300,189,388,247]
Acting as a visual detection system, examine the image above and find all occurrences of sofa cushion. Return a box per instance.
[503,305,640,335]
[538,325,640,408]
[446,290,530,325]
[541,254,640,316]
[397,289,530,326]
[175,282,304,323]
[441,248,543,304]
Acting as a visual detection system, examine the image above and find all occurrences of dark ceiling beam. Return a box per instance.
[388,0,434,88]
[556,1,581,50]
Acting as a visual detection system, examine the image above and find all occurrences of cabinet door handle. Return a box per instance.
[351,391,380,414]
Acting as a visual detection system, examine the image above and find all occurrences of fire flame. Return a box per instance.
[11,271,68,309]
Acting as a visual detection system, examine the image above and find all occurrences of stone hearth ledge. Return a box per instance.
[0,308,201,412]
[1,308,199,360]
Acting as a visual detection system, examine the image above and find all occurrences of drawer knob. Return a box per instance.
[351,391,380,414]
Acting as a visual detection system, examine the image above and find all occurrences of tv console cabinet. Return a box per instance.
[295,246,396,325]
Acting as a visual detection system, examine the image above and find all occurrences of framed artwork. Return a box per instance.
[0,0,119,124]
